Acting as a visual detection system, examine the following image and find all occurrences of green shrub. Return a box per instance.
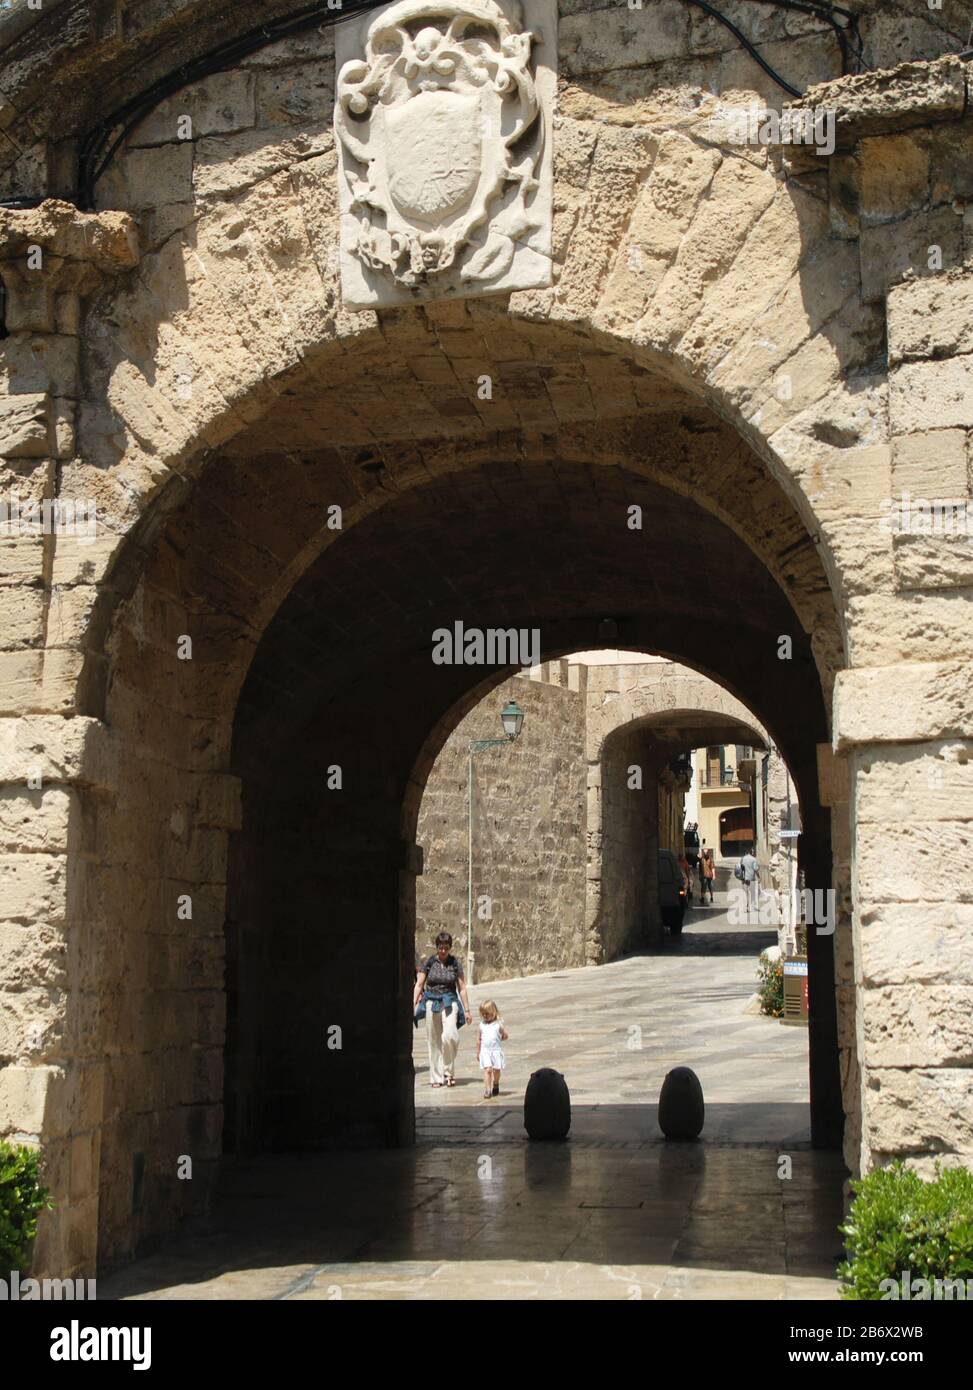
[838,1161,973,1300]
[0,1140,53,1275]
[757,954,783,1018]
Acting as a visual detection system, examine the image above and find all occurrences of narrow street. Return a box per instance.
[417,873,806,1137]
[102,882,845,1301]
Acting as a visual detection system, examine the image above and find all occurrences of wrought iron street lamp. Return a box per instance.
[499,699,525,740]
[466,698,525,985]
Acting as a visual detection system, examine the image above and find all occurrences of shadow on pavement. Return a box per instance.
[99,1105,847,1298]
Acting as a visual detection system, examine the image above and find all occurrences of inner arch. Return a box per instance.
[77,325,846,1267]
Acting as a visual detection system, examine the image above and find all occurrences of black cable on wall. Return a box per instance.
[0,0,865,212]
[77,0,395,210]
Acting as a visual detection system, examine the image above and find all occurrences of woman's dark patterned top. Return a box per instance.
[422,954,465,997]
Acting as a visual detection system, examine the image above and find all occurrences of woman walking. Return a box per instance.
[699,844,716,904]
[413,932,473,1087]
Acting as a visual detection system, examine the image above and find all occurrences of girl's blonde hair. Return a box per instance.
[479,999,499,1022]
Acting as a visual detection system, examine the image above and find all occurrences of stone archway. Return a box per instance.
[583,661,773,954]
[1,187,859,1278]
[51,394,846,1273]
[3,5,972,1285]
[576,664,837,1142]
[411,654,776,983]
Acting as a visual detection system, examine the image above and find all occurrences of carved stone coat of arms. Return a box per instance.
[334,0,555,308]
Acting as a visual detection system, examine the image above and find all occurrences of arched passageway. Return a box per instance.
[63,313,846,1268]
[5,0,973,1291]
[586,675,772,956]
[412,653,779,981]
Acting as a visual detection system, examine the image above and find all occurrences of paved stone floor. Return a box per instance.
[102,885,846,1300]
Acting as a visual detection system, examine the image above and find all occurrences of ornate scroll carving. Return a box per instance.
[335,0,555,307]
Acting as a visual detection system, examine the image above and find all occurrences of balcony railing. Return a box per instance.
[698,771,743,789]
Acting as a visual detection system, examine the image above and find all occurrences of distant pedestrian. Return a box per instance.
[413,932,473,1087]
[740,850,760,912]
[700,846,715,903]
[477,999,508,1098]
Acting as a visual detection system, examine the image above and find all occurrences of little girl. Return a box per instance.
[477,999,509,1098]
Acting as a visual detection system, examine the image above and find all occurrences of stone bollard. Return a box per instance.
[658,1066,704,1140]
[524,1067,571,1140]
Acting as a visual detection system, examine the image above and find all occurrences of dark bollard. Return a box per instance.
[524,1067,571,1140]
[658,1066,704,1140]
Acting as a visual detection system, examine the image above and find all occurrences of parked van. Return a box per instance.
[658,849,687,934]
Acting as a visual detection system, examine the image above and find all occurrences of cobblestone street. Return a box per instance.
[103,890,846,1301]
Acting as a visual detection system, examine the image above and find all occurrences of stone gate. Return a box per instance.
[1,1,972,1277]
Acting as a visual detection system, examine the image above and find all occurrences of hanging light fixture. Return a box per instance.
[500,699,524,740]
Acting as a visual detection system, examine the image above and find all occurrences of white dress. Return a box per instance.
[479,1020,505,1070]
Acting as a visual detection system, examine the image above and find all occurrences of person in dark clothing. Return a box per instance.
[699,845,715,903]
[413,931,473,1087]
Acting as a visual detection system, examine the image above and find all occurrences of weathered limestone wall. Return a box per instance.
[658,761,691,860]
[0,204,141,1278]
[811,60,973,1175]
[78,558,238,1268]
[0,0,963,210]
[764,749,795,895]
[2,0,973,1280]
[416,663,587,983]
[588,720,659,959]
[842,259,973,1176]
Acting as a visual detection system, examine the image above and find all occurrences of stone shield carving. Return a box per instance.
[334,0,555,308]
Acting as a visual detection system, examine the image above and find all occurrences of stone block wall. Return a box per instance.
[416,664,587,983]
[588,719,661,959]
[0,204,140,1279]
[812,62,973,1174]
[868,265,973,1172]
